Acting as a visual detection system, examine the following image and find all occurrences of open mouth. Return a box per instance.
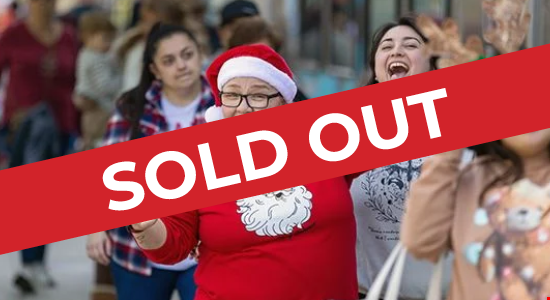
[387,62,410,80]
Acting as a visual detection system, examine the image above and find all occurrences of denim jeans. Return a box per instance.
[21,246,47,265]
[110,262,197,300]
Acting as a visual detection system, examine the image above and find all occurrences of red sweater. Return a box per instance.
[0,21,79,134]
[142,176,359,300]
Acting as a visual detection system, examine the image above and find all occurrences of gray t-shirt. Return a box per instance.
[351,158,454,299]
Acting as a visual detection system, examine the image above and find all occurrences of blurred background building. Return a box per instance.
[0,0,549,98]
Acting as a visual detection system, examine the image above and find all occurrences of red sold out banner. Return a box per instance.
[1,44,550,255]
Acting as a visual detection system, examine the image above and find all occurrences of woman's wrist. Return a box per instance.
[129,219,167,250]
[129,219,159,234]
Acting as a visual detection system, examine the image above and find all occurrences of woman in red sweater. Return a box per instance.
[0,0,79,294]
[128,44,362,300]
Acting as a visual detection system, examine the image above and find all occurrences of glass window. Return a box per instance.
[367,0,397,55]
[412,0,450,20]
[300,0,323,63]
[329,0,359,67]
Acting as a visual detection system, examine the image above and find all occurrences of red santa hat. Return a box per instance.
[204,44,297,122]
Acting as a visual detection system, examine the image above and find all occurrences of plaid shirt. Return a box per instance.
[103,77,214,276]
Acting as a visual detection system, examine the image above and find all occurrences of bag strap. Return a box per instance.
[426,252,446,300]
[366,242,447,300]
[385,243,408,300]
[366,243,404,300]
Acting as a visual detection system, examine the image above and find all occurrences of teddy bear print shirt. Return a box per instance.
[401,150,550,300]
[140,176,359,300]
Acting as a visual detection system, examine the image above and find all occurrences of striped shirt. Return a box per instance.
[75,48,121,111]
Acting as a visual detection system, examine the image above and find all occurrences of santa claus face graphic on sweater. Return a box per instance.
[236,186,313,237]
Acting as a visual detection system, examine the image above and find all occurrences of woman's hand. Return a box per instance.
[130,219,167,250]
[482,0,531,54]
[417,15,483,68]
[86,232,112,266]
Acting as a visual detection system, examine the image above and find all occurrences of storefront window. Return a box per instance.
[300,0,323,63]
[412,0,449,19]
[367,0,397,54]
[299,0,359,69]
[330,0,359,67]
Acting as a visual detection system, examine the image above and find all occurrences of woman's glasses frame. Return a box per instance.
[219,92,282,109]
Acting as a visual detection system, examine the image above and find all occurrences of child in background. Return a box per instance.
[74,11,121,151]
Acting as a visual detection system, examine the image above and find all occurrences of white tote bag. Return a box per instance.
[366,242,447,300]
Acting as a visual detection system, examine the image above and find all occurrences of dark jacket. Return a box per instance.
[8,103,62,168]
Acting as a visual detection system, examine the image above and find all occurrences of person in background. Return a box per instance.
[74,11,120,151]
[401,3,538,300]
[87,22,214,300]
[182,0,220,58]
[227,16,283,52]
[351,16,453,300]
[60,0,102,30]
[202,0,259,69]
[114,0,186,95]
[401,133,550,300]
[218,0,259,49]
[0,0,79,294]
[226,16,309,102]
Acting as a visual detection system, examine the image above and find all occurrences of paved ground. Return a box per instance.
[0,236,180,300]
[0,236,94,300]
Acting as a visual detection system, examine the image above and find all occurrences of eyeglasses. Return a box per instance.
[220,92,282,109]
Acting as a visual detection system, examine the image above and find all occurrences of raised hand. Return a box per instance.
[416,15,483,69]
[482,0,531,54]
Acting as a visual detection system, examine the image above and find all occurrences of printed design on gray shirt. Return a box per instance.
[361,159,425,223]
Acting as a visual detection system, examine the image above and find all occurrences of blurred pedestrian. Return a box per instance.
[74,11,120,151]
[114,0,186,95]
[226,16,309,102]
[202,0,259,69]
[0,0,79,293]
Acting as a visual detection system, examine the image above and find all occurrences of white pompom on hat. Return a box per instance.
[204,44,297,122]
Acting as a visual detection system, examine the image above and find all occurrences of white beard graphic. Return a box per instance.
[236,186,313,237]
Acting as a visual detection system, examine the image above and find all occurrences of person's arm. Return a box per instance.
[400,149,464,263]
[101,107,132,146]
[131,211,200,264]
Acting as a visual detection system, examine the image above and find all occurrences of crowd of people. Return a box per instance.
[0,0,547,300]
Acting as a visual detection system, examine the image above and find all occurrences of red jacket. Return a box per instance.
[0,21,79,134]
[141,176,360,300]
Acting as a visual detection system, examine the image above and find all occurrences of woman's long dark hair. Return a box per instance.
[366,16,439,86]
[117,22,199,140]
[469,141,535,205]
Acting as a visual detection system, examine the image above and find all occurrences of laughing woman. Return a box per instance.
[351,16,454,300]
[127,44,363,300]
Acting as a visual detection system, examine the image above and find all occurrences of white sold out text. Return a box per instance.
[104,88,447,211]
